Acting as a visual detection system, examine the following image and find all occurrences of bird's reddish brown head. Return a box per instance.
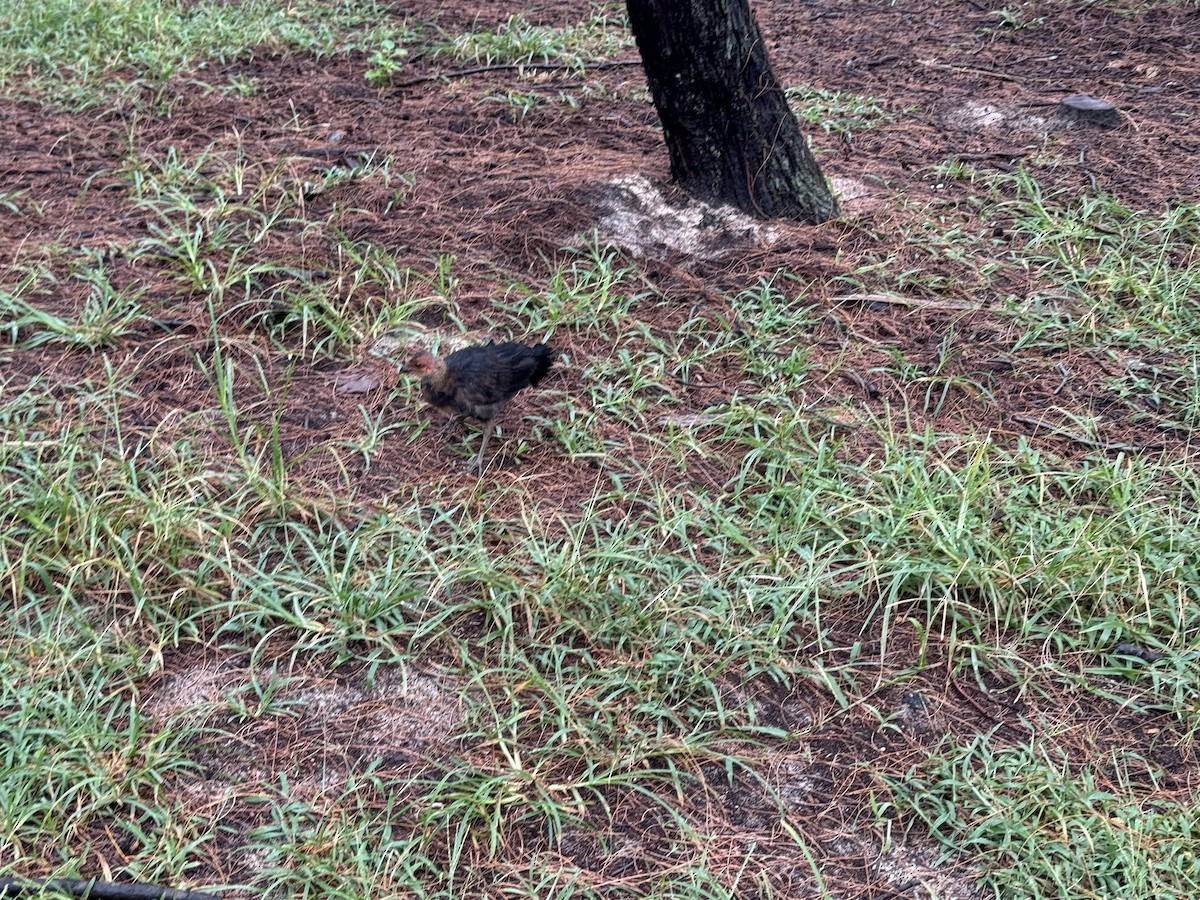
[402,349,439,376]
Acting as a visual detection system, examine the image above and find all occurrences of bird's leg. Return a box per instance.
[439,414,465,438]
[472,421,495,472]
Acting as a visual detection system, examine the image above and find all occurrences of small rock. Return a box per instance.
[1059,94,1119,127]
[335,373,383,394]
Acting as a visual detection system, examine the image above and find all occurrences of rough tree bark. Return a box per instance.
[625,0,838,224]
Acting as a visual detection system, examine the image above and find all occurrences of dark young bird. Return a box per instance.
[402,340,554,470]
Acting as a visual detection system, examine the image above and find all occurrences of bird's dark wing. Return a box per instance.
[489,342,553,390]
[442,343,554,413]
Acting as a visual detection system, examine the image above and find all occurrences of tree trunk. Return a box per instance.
[625,0,838,224]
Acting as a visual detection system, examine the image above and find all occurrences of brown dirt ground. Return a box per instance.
[2,0,1199,897]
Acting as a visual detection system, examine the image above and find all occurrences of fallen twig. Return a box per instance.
[0,877,219,900]
[834,292,984,312]
[1012,414,1153,452]
[389,59,643,88]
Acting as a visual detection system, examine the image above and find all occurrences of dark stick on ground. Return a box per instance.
[0,877,220,900]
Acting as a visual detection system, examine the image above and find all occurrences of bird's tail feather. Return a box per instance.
[527,345,554,387]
